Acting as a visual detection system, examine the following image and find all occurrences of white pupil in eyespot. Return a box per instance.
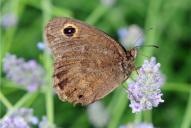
[63,26,76,37]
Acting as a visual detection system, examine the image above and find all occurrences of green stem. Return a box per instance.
[162,83,191,93]
[27,1,73,17]
[11,93,37,110]
[41,0,54,123]
[108,82,128,128]
[136,0,162,123]
[180,90,191,128]
[43,60,54,124]
[2,78,26,91]
[2,78,46,94]
[24,92,39,107]
[1,0,25,57]
[138,0,162,64]
[4,92,37,117]
[143,111,152,122]
[85,5,109,25]
[44,81,54,123]
[0,91,13,109]
[52,6,73,17]
[134,112,142,123]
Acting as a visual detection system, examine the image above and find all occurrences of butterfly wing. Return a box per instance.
[45,17,134,105]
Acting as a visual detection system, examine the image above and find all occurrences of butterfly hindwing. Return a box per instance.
[45,17,134,105]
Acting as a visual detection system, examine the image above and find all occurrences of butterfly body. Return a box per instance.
[45,17,136,105]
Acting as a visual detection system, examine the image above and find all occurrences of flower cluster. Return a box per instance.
[87,101,109,128]
[0,108,38,128]
[1,13,17,28]
[120,122,154,128]
[3,53,45,92]
[117,25,144,49]
[0,108,56,128]
[127,57,165,113]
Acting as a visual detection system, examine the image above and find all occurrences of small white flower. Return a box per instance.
[37,42,46,50]
[3,53,45,92]
[1,13,17,28]
[37,41,51,54]
[87,101,109,128]
[100,0,116,7]
[117,25,144,49]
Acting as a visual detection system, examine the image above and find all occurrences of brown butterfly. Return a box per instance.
[45,17,137,105]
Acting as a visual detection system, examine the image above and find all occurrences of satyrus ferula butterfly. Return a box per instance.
[45,17,137,105]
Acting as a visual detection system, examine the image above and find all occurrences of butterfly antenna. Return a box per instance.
[135,44,159,49]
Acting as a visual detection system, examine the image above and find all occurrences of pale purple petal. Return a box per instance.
[100,0,115,6]
[3,53,45,92]
[0,108,38,128]
[120,122,154,128]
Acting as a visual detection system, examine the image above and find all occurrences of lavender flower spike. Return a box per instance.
[0,108,38,128]
[3,53,45,92]
[120,122,154,128]
[1,13,17,28]
[127,57,165,113]
[101,0,116,7]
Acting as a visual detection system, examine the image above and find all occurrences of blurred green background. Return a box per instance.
[0,0,191,128]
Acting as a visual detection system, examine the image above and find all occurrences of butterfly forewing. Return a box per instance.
[45,17,135,105]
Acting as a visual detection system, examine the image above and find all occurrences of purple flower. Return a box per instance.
[127,57,165,113]
[0,108,38,128]
[0,117,29,128]
[120,122,154,128]
[117,25,144,49]
[1,13,17,28]
[0,108,56,128]
[87,101,109,128]
[100,0,116,6]
[3,53,45,92]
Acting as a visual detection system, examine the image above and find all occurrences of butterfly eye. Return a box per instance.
[63,26,76,37]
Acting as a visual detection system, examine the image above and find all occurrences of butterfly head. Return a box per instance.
[125,48,137,60]
[129,48,137,59]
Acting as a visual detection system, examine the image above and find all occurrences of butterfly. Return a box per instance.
[45,17,137,105]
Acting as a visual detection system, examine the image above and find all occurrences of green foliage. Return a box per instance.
[0,0,191,128]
